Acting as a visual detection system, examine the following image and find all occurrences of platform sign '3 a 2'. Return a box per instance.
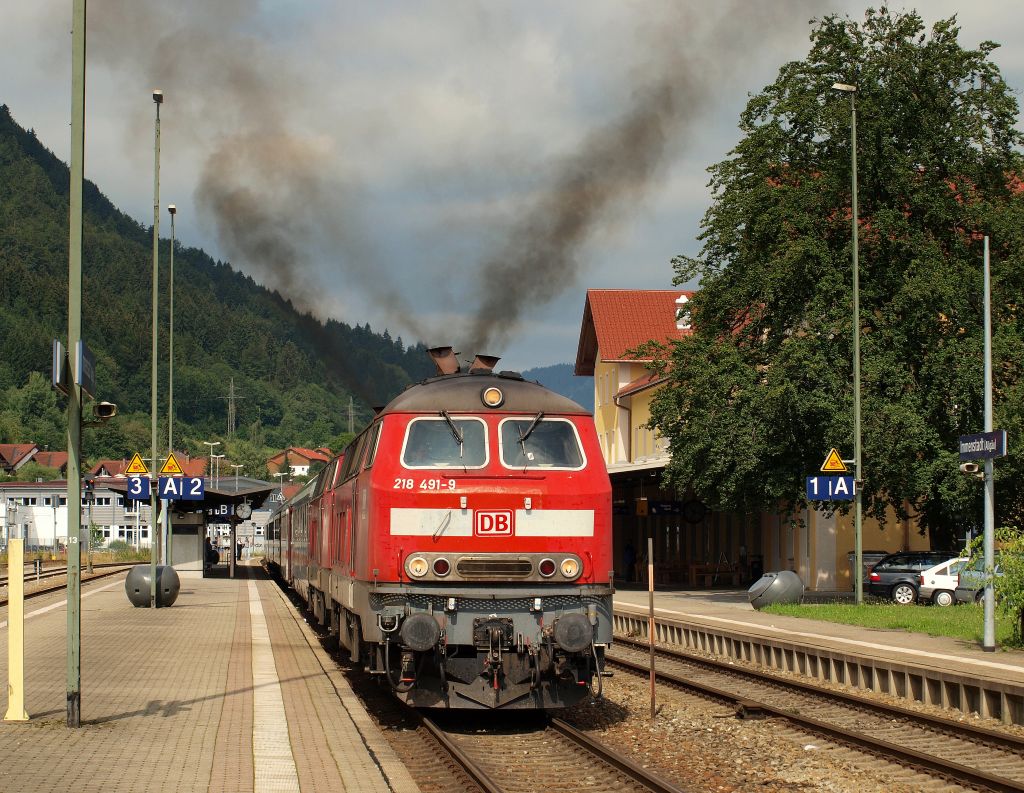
[475,510,514,536]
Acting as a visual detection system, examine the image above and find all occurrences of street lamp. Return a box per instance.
[202,440,220,482]
[212,454,225,487]
[149,88,163,610]
[230,463,244,493]
[833,81,863,605]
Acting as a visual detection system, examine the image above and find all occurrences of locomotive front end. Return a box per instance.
[363,358,613,709]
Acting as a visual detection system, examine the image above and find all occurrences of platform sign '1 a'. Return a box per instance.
[806,475,855,501]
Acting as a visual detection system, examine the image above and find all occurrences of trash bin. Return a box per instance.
[748,570,804,610]
[847,551,888,588]
[124,565,181,607]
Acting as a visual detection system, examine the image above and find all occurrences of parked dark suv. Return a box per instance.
[866,551,957,604]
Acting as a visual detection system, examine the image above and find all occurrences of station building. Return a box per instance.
[575,288,930,593]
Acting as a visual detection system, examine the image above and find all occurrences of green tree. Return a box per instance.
[14,461,60,482]
[645,10,1024,549]
[223,438,272,482]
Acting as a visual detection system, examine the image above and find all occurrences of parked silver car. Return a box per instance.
[954,555,1004,604]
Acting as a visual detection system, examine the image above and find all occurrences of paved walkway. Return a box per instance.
[614,586,1024,682]
[0,563,420,793]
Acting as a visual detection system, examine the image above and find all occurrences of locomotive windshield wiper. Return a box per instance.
[440,410,464,458]
[518,411,545,450]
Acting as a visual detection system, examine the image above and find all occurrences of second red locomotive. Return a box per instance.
[267,347,613,709]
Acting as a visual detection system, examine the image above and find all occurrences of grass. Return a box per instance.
[762,600,1019,647]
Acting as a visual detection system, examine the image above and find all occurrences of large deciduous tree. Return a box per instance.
[646,10,1024,548]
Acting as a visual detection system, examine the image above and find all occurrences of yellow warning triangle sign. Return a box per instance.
[124,452,149,475]
[820,448,848,473]
[159,452,185,476]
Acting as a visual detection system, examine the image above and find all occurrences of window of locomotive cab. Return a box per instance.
[340,432,369,482]
[401,416,487,469]
[498,417,586,470]
[362,422,382,470]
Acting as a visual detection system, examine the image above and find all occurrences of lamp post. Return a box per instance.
[202,441,220,483]
[833,81,863,604]
[149,88,163,609]
[213,454,225,487]
[230,463,244,493]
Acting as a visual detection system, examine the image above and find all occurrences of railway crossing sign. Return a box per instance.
[159,452,185,476]
[806,475,855,501]
[125,453,149,475]
[820,448,848,473]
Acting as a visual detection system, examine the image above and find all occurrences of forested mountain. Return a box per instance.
[0,104,434,461]
[522,363,593,412]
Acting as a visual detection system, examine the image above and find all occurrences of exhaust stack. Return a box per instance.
[469,354,500,373]
[428,346,461,376]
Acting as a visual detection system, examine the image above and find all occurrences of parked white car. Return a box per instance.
[918,557,967,606]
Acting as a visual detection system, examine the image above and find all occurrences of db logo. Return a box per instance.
[475,510,514,536]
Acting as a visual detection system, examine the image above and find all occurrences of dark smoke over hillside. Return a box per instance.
[86,2,810,359]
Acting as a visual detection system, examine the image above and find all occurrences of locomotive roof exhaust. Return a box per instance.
[428,346,461,376]
[470,354,500,373]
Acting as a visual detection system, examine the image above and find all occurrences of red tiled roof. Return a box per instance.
[0,443,39,470]
[615,371,666,399]
[575,289,695,375]
[32,451,68,470]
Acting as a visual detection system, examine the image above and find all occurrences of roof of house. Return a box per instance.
[268,447,332,465]
[0,443,40,471]
[575,289,696,376]
[615,371,666,400]
[32,451,69,470]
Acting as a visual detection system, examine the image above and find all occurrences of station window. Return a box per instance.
[44,497,52,506]
[59,497,67,506]
[141,530,149,539]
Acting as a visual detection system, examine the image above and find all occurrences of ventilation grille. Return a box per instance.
[456,557,533,578]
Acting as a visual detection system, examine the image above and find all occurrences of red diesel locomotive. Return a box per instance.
[266,347,613,709]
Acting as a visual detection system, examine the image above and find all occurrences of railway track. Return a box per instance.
[272,573,690,793]
[0,563,131,607]
[608,636,1024,792]
[417,711,688,793]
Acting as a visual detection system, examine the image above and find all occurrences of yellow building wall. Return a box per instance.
[592,358,656,465]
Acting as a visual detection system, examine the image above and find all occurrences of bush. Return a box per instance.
[966,528,1024,645]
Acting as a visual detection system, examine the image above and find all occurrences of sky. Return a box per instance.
[2,2,1023,373]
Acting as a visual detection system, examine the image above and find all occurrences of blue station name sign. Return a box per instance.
[958,430,1007,461]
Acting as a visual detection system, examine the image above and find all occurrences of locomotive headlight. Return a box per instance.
[538,558,556,577]
[560,558,581,579]
[481,386,504,408]
[407,556,429,577]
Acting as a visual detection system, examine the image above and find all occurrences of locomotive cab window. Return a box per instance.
[402,416,487,468]
[499,416,585,470]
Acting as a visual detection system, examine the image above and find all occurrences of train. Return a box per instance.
[265,346,613,710]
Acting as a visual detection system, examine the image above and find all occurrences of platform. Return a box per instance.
[614,587,1024,725]
[0,563,421,793]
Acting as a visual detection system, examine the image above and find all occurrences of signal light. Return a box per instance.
[538,558,556,577]
[432,558,450,576]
